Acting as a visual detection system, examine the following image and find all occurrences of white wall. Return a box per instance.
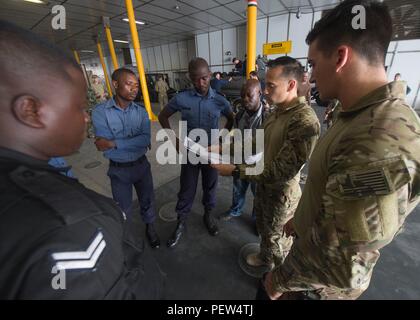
[187,39,196,63]
[154,46,164,71]
[161,44,172,71]
[209,30,223,67]
[178,41,189,70]
[288,12,313,65]
[237,24,247,62]
[386,39,420,109]
[222,28,237,73]
[256,18,267,58]
[146,47,157,72]
[196,33,210,63]
[266,14,289,60]
[169,42,181,70]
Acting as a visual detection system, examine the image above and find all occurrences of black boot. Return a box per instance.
[167,219,185,248]
[146,223,160,249]
[203,209,219,236]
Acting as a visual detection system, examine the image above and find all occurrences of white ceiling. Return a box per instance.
[0,0,343,58]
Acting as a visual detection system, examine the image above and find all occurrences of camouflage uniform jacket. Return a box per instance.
[272,81,420,299]
[238,96,320,195]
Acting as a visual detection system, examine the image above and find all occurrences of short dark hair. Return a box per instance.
[249,70,258,78]
[111,68,136,82]
[188,57,209,74]
[213,72,221,78]
[306,0,392,65]
[267,56,304,81]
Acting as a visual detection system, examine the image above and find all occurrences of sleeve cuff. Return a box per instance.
[238,164,250,180]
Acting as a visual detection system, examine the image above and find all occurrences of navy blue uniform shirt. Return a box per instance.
[92,98,151,163]
[167,87,232,144]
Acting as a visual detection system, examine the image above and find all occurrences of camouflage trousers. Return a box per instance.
[158,93,168,110]
[254,184,302,266]
[86,107,95,138]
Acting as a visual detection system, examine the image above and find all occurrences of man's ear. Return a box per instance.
[288,79,297,92]
[11,94,45,128]
[112,80,118,90]
[336,45,350,73]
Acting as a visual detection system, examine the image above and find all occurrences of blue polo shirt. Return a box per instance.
[167,87,232,142]
[92,98,151,163]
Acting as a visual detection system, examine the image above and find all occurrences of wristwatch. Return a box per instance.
[232,165,240,179]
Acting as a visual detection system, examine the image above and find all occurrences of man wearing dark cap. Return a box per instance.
[0,20,163,299]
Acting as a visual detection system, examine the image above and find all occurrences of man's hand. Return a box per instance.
[94,137,116,151]
[264,272,283,300]
[283,218,296,238]
[211,163,235,176]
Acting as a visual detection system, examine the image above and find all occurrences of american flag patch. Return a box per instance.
[339,169,390,197]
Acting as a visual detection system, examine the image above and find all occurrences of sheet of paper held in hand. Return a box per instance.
[183,136,262,165]
[183,136,223,164]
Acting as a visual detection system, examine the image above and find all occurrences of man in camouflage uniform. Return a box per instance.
[212,57,320,268]
[155,75,169,110]
[264,0,420,300]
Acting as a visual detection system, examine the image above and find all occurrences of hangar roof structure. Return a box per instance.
[1,0,345,58]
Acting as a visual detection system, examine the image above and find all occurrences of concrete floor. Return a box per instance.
[65,102,420,300]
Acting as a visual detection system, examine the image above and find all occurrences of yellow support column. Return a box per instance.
[125,0,157,121]
[73,50,81,64]
[103,17,119,71]
[246,0,257,79]
[73,49,91,87]
[96,41,113,98]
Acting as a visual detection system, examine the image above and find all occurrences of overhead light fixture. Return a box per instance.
[122,18,145,25]
[23,0,46,4]
[114,39,129,43]
[80,50,94,53]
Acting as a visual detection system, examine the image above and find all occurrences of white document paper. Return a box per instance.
[183,136,225,164]
[244,152,263,165]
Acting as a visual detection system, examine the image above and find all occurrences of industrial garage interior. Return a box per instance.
[0,0,419,300]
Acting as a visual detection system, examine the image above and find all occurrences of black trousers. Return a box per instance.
[175,161,218,220]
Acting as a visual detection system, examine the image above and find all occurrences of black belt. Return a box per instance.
[109,155,146,168]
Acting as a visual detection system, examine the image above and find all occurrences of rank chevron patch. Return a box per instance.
[51,231,106,271]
